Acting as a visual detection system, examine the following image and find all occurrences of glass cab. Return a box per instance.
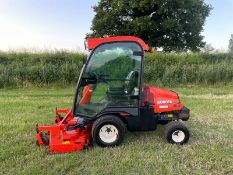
[74,42,143,118]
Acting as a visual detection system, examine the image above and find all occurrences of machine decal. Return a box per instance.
[157,100,172,104]
[159,105,169,109]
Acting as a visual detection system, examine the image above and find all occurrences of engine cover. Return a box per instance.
[142,85,184,113]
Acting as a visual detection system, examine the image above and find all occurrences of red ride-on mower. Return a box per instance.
[36,36,190,153]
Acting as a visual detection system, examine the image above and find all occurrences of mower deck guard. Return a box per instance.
[36,109,92,153]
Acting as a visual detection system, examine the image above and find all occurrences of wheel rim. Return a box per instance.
[171,130,185,143]
[99,124,118,143]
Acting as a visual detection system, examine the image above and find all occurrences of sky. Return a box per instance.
[0,0,232,52]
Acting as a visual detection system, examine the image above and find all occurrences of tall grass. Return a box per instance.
[0,51,233,88]
[144,52,233,86]
[0,51,85,88]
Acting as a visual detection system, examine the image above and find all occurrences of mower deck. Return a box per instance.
[36,109,92,153]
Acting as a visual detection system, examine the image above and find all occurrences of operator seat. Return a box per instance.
[107,70,139,96]
[124,70,139,95]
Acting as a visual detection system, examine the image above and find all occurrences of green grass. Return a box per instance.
[1,86,233,175]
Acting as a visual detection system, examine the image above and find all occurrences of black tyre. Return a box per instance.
[36,132,49,146]
[41,132,49,145]
[164,121,189,144]
[92,115,125,147]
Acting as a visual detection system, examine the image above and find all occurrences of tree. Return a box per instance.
[229,34,233,52]
[202,43,215,53]
[88,0,212,52]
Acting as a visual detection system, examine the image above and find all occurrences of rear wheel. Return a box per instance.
[164,121,189,144]
[92,115,125,147]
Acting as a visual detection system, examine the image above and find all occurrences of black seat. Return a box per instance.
[107,70,139,97]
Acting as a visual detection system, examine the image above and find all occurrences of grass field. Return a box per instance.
[1,86,233,175]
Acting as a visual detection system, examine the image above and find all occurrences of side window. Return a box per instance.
[75,42,143,117]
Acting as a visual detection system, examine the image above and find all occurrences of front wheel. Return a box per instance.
[164,121,189,144]
[92,115,125,147]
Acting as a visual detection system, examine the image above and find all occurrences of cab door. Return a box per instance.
[73,42,143,119]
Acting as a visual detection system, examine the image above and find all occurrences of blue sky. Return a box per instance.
[0,0,232,51]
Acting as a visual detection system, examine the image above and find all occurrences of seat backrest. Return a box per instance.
[124,70,139,94]
[79,85,94,105]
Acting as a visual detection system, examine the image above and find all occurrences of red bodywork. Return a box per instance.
[142,85,184,113]
[36,109,92,153]
[87,36,149,51]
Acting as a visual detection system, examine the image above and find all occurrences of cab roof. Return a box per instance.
[86,36,149,51]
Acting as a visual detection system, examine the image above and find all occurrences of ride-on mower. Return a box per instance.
[36,36,190,153]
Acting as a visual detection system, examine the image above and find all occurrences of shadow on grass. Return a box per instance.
[123,125,165,145]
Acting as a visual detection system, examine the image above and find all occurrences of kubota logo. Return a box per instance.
[157,100,172,104]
